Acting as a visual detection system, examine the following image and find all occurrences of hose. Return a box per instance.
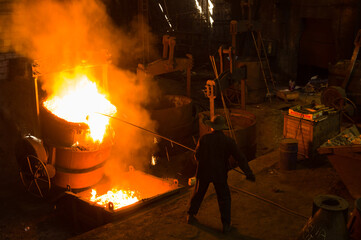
[229,184,309,219]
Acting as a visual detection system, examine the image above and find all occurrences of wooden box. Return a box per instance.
[283,113,340,158]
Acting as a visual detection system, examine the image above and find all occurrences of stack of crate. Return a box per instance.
[283,112,340,159]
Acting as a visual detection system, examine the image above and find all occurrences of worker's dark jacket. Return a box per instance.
[195,130,252,183]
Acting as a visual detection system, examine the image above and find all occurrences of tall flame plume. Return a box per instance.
[43,72,116,143]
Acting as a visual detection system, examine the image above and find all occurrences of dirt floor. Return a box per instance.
[0,69,357,240]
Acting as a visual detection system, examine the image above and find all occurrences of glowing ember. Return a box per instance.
[43,74,116,142]
[90,188,139,210]
[151,155,158,166]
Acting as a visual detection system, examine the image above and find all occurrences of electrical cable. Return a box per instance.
[228,184,309,220]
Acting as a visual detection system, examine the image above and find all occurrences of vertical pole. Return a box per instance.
[218,46,223,74]
[248,0,252,25]
[168,37,176,66]
[187,59,192,98]
[162,35,170,59]
[229,47,233,74]
[210,97,214,120]
[241,79,246,110]
[34,76,41,138]
[230,20,237,49]
[206,80,216,120]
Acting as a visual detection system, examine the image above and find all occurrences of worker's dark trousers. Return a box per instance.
[188,178,231,225]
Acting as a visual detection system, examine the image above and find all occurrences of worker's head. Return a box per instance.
[206,115,228,131]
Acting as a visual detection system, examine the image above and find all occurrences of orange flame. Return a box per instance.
[90,188,139,210]
[43,72,116,143]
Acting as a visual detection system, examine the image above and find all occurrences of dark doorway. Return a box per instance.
[297,18,335,84]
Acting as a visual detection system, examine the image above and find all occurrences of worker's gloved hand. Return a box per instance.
[245,173,256,182]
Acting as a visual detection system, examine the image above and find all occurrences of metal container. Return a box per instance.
[52,144,112,189]
[148,95,193,138]
[55,171,183,231]
[318,126,361,199]
[279,138,298,170]
[297,194,349,240]
[198,108,257,161]
[325,152,361,199]
[40,105,89,147]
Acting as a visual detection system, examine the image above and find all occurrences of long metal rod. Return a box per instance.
[96,113,196,152]
[34,76,42,138]
[209,55,237,142]
[251,31,271,102]
[229,184,308,219]
[259,31,276,89]
[342,29,361,89]
[96,112,245,177]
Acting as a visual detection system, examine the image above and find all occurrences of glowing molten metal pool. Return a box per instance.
[73,170,182,212]
[90,188,139,210]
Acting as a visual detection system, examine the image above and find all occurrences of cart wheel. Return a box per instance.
[225,84,242,106]
[19,154,51,198]
[329,96,357,123]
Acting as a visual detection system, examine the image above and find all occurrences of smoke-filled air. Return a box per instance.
[3,0,161,178]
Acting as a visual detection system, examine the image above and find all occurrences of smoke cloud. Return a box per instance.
[3,0,161,176]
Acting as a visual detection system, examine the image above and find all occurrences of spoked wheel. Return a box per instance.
[331,97,357,123]
[225,84,242,106]
[19,154,51,198]
[322,86,358,123]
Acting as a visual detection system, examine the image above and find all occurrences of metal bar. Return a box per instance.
[342,29,361,89]
[209,56,237,142]
[241,79,246,110]
[251,31,271,102]
[96,113,195,152]
[230,20,237,48]
[162,35,169,59]
[187,60,191,98]
[259,32,276,89]
[34,76,41,137]
[218,46,223,74]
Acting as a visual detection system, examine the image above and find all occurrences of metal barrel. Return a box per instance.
[198,108,257,161]
[279,138,298,170]
[52,145,112,189]
[148,95,193,139]
[40,105,89,147]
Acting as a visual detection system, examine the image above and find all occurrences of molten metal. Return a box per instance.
[90,188,139,210]
[43,73,116,143]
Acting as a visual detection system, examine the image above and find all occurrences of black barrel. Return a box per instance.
[279,138,298,170]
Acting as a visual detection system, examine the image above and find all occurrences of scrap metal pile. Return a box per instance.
[322,125,361,146]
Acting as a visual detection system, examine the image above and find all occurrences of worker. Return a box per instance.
[187,115,255,233]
